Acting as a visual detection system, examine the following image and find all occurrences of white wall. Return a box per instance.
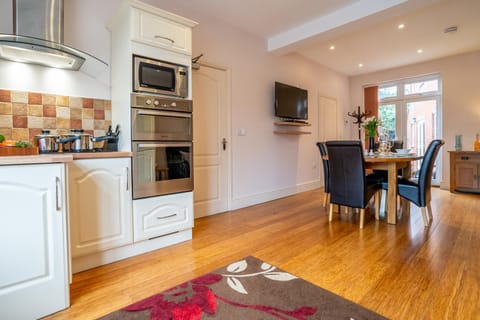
[349,50,480,189]
[0,0,350,209]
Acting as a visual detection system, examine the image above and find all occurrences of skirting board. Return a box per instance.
[72,229,192,273]
[230,180,321,211]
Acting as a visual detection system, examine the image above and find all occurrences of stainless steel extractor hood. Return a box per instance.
[0,0,107,77]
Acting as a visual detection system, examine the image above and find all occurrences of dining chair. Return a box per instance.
[383,139,445,227]
[316,142,330,207]
[326,140,382,228]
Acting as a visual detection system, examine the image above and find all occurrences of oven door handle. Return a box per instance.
[136,142,192,148]
[135,109,191,118]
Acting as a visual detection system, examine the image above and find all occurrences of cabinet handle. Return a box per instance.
[157,214,176,220]
[55,176,62,211]
[153,35,175,44]
[125,167,129,192]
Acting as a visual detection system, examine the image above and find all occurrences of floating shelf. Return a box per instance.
[274,121,311,135]
[274,130,311,135]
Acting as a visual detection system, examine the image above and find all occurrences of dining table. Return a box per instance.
[364,153,423,224]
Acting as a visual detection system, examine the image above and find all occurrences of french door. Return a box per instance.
[378,75,442,185]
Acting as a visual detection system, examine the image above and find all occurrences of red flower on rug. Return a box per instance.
[122,273,221,320]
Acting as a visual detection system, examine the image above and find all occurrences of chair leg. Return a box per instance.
[374,191,380,220]
[420,207,429,227]
[323,192,328,207]
[359,208,365,229]
[329,204,334,222]
[427,203,433,223]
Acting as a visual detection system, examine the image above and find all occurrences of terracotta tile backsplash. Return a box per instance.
[0,89,111,142]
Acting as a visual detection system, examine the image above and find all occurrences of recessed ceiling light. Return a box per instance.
[417,49,423,53]
[398,24,405,29]
[329,45,335,50]
[358,63,363,68]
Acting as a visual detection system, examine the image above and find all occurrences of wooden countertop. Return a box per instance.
[0,151,132,166]
[448,150,480,154]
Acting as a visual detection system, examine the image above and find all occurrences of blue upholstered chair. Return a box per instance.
[326,140,382,229]
[316,142,330,207]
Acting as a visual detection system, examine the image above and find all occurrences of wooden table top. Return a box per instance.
[364,153,422,163]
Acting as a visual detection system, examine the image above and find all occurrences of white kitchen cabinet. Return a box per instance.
[68,158,133,258]
[0,163,69,319]
[132,8,193,55]
[133,191,193,242]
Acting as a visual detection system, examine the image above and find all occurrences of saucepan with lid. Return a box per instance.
[34,129,61,153]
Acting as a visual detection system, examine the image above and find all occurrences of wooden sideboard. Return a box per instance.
[449,151,480,193]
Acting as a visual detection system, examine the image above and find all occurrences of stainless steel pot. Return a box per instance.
[58,129,94,152]
[34,129,60,153]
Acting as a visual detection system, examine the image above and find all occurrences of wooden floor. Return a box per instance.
[46,187,480,320]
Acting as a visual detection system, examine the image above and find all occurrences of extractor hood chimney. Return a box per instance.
[0,0,107,77]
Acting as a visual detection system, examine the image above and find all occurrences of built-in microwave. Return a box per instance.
[133,55,189,98]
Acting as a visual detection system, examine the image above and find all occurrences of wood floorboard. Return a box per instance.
[45,187,480,319]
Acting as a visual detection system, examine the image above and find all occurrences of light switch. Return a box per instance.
[238,128,247,136]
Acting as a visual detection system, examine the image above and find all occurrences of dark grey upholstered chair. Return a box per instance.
[382,139,445,227]
[326,140,382,228]
[316,142,330,207]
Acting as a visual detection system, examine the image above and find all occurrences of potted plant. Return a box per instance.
[363,117,379,153]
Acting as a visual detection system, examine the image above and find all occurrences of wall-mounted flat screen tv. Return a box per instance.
[274,81,308,121]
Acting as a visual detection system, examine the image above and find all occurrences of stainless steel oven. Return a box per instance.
[132,142,193,199]
[131,93,193,199]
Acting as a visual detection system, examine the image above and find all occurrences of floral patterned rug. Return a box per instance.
[99,256,388,320]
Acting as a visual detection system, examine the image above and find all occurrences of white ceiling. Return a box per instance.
[156,0,480,76]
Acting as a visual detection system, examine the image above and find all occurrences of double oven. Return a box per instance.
[130,92,193,199]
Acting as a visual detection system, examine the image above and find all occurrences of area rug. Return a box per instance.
[99,256,388,320]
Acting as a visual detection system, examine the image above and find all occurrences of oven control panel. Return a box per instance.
[131,93,192,112]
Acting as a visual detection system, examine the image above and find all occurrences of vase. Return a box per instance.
[368,136,375,154]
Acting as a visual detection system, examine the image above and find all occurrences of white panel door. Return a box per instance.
[192,64,230,218]
[318,96,338,141]
[0,164,69,319]
[68,158,132,257]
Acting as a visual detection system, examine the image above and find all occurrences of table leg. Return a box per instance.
[387,162,397,224]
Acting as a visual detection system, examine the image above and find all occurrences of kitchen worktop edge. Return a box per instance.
[0,152,132,165]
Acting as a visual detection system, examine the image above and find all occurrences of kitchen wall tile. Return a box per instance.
[12,103,27,116]
[82,98,93,108]
[29,128,43,140]
[70,97,82,108]
[0,102,12,115]
[94,120,105,130]
[12,128,29,141]
[0,90,11,102]
[28,116,43,129]
[56,96,69,107]
[82,119,94,130]
[56,106,70,119]
[70,108,82,120]
[43,105,56,117]
[28,93,42,105]
[11,91,28,103]
[0,89,110,143]
[0,115,13,127]
[70,119,82,129]
[42,94,56,105]
[93,99,105,110]
[28,105,43,117]
[0,127,11,139]
[56,118,70,129]
[94,109,105,120]
[43,117,56,129]
[82,108,94,119]
[13,115,28,128]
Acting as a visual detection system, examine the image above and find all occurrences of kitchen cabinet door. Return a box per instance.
[69,158,133,257]
[0,163,69,319]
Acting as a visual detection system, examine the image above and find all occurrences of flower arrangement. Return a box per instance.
[362,116,379,138]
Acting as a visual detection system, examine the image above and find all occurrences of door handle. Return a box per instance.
[222,138,227,151]
[55,176,62,211]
